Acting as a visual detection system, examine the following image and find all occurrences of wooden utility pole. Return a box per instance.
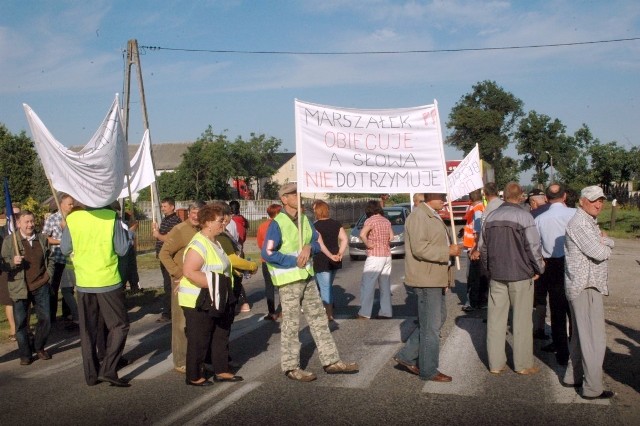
[122,39,161,223]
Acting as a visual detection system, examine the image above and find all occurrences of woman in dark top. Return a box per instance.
[312,200,348,321]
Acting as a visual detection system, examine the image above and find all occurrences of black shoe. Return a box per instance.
[533,329,550,340]
[581,390,615,400]
[186,379,213,387]
[37,350,52,360]
[117,357,130,369]
[561,381,582,388]
[98,376,131,387]
[213,374,244,382]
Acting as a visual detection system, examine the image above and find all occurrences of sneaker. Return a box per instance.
[174,366,186,374]
[515,366,540,375]
[323,360,359,374]
[581,390,615,400]
[462,305,475,312]
[285,368,317,382]
[240,303,251,313]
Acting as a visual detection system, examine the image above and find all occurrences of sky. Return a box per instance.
[1,0,639,180]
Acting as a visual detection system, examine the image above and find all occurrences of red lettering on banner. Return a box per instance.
[305,171,334,188]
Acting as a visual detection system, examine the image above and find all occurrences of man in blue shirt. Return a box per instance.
[534,184,576,365]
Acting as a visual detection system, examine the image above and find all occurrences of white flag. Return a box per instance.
[118,130,156,199]
[23,95,129,208]
[447,145,484,201]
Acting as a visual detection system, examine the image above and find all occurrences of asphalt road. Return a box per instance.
[0,237,638,425]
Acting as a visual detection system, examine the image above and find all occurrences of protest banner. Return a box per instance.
[294,99,448,194]
[447,144,484,201]
[23,95,130,208]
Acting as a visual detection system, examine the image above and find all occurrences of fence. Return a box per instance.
[134,198,376,251]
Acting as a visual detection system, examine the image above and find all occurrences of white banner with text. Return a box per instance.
[294,99,448,194]
[447,145,484,201]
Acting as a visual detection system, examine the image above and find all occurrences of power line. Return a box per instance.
[139,37,640,56]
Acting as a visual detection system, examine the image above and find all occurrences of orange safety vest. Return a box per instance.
[463,203,485,249]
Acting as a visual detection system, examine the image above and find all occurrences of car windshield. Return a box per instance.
[384,210,405,225]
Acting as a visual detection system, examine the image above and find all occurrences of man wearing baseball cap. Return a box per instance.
[262,182,359,381]
[563,185,615,400]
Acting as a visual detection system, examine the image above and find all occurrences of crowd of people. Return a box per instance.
[0,180,616,399]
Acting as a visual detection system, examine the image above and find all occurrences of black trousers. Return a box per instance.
[160,263,172,317]
[183,305,233,382]
[542,257,571,359]
[262,262,277,314]
[49,262,70,320]
[78,289,129,385]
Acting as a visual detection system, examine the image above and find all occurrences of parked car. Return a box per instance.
[348,205,410,260]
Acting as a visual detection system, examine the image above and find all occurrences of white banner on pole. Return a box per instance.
[447,144,484,202]
[23,95,129,208]
[294,99,448,194]
[118,129,156,199]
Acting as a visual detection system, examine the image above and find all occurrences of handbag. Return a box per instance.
[195,272,233,317]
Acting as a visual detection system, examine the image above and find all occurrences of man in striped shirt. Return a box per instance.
[152,197,181,322]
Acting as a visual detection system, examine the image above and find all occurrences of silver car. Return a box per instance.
[348,206,409,260]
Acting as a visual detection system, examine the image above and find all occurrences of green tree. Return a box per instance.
[137,171,182,201]
[174,126,234,200]
[0,124,38,202]
[446,80,525,187]
[515,111,568,187]
[589,141,634,191]
[231,133,282,199]
[557,124,596,189]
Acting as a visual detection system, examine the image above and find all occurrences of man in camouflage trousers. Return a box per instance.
[262,182,359,382]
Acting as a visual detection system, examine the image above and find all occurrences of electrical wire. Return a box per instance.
[139,37,640,56]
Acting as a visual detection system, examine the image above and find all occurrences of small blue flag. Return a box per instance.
[3,177,16,235]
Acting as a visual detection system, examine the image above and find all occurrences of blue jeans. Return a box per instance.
[14,283,51,359]
[395,287,446,380]
[315,270,336,305]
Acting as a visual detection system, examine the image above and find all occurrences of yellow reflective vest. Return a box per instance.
[178,232,232,308]
[66,209,120,288]
[266,213,314,287]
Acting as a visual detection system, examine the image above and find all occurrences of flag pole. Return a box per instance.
[433,100,460,270]
[46,178,64,218]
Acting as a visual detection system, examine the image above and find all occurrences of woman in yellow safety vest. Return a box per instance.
[179,203,243,386]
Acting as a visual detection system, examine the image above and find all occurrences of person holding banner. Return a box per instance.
[42,193,75,323]
[262,182,359,382]
[394,193,460,382]
[2,210,54,365]
[461,189,487,312]
[61,206,131,387]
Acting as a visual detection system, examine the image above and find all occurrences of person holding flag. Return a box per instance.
[1,178,19,342]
